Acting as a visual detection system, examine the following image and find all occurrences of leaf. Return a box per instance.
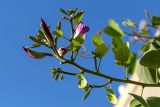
[59,8,69,15]
[141,43,150,52]
[53,30,63,38]
[104,87,118,104]
[76,74,87,88]
[28,36,44,45]
[129,93,149,107]
[152,16,160,26]
[114,43,131,66]
[123,19,137,28]
[103,19,124,38]
[55,73,60,81]
[83,88,92,100]
[70,35,85,51]
[130,99,145,107]
[92,35,104,46]
[95,43,109,58]
[30,43,41,48]
[127,53,137,75]
[140,49,160,69]
[112,37,124,53]
[73,11,84,24]
[146,97,160,107]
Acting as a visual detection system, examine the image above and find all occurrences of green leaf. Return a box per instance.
[140,49,160,69]
[104,87,118,104]
[53,30,63,38]
[55,73,60,81]
[152,16,160,26]
[70,35,85,51]
[30,43,41,48]
[103,19,124,38]
[92,35,104,46]
[146,97,160,107]
[123,19,137,28]
[130,99,145,107]
[76,74,87,88]
[112,37,124,53]
[73,11,84,24]
[127,53,137,75]
[115,43,131,66]
[83,88,92,100]
[95,43,109,58]
[129,93,149,107]
[141,43,151,52]
[28,36,44,45]
[59,8,69,15]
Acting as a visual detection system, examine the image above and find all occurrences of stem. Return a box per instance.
[63,59,160,87]
[141,86,144,97]
[97,58,102,72]
[94,57,98,72]
[69,19,75,61]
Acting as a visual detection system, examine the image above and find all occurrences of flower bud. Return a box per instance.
[23,47,52,59]
[41,18,53,42]
[57,47,68,56]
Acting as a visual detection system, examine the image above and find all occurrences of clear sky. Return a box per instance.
[0,0,160,107]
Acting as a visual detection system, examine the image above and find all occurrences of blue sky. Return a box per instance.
[0,0,160,107]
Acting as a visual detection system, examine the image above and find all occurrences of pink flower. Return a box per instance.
[74,22,89,38]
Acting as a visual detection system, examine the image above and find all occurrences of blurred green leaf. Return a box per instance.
[76,74,87,88]
[73,11,84,24]
[92,35,104,46]
[95,43,109,58]
[53,30,63,38]
[115,43,130,66]
[103,19,124,38]
[70,35,85,51]
[123,19,137,28]
[104,87,118,104]
[152,16,160,26]
[127,53,137,75]
[141,43,151,52]
[130,99,145,107]
[140,49,160,69]
[112,37,124,53]
[146,97,160,107]
[129,93,149,107]
[152,41,160,49]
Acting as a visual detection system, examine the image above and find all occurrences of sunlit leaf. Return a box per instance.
[104,87,118,104]
[115,43,130,66]
[53,30,63,38]
[123,19,137,28]
[70,35,85,51]
[73,11,84,24]
[76,74,87,88]
[92,35,104,46]
[112,37,124,53]
[95,43,109,58]
[103,19,124,38]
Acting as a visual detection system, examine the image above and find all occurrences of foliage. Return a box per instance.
[23,8,160,106]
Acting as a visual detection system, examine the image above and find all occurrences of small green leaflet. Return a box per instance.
[95,43,109,59]
[53,30,63,38]
[122,19,137,28]
[73,11,84,24]
[76,74,87,88]
[92,35,104,46]
[104,87,118,104]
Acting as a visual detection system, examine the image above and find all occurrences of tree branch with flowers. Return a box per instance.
[23,8,160,107]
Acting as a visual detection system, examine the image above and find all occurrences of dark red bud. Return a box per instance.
[41,18,53,41]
